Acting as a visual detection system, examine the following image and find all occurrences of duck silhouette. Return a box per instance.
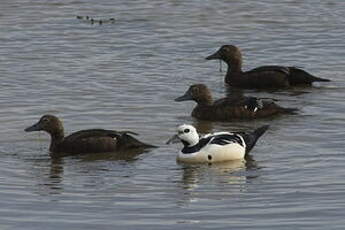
[167,124,269,163]
[175,84,298,121]
[25,114,155,158]
[206,45,330,89]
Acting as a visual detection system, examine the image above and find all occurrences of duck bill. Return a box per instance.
[166,134,180,144]
[205,50,221,60]
[25,122,42,132]
[174,91,192,102]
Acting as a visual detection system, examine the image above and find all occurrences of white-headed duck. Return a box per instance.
[167,124,269,163]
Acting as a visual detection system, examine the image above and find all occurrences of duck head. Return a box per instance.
[174,84,213,105]
[206,45,243,71]
[25,114,64,139]
[167,124,199,147]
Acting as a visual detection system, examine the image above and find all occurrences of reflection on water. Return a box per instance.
[44,158,64,194]
[191,120,214,134]
[48,158,64,180]
[179,156,260,189]
[25,148,149,197]
[78,148,151,162]
[26,157,65,196]
[179,160,246,188]
[176,156,261,207]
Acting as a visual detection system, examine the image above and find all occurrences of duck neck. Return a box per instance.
[225,56,242,75]
[49,130,64,152]
[227,61,242,75]
[183,137,199,147]
[195,94,213,106]
[181,137,200,154]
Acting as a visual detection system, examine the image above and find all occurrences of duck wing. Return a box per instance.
[248,65,290,75]
[237,66,290,88]
[213,95,249,107]
[231,96,298,115]
[214,96,263,112]
[52,129,125,155]
[56,129,153,155]
[226,96,298,116]
[249,66,330,85]
[184,133,244,154]
[208,133,245,147]
[201,96,296,121]
[194,97,262,121]
[64,129,138,142]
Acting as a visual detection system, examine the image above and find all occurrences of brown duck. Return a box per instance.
[25,114,155,158]
[206,45,330,89]
[175,84,298,121]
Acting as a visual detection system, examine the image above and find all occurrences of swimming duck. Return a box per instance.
[206,45,330,89]
[175,84,298,121]
[167,124,269,163]
[25,114,155,158]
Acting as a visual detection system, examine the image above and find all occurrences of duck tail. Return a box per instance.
[312,76,331,82]
[244,125,269,154]
[289,67,331,84]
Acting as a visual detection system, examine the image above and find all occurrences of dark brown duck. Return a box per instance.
[25,114,155,158]
[206,45,330,89]
[175,84,298,121]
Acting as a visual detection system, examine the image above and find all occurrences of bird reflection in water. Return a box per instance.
[30,148,149,196]
[26,157,65,196]
[175,154,260,206]
[78,148,151,162]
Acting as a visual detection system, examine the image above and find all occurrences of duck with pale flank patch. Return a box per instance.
[25,114,155,158]
[167,124,269,163]
[175,84,298,121]
[206,45,330,89]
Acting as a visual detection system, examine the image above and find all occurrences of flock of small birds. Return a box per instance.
[76,15,115,25]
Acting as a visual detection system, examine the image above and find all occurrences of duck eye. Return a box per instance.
[222,46,231,52]
[42,118,49,123]
[192,87,199,94]
[184,129,190,133]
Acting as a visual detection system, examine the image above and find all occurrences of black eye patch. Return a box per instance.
[184,129,190,133]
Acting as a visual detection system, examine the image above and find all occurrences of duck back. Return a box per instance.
[191,100,297,121]
[51,129,119,157]
[51,129,154,157]
[229,67,290,89]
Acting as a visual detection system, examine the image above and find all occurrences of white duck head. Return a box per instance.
[167,124,199,147]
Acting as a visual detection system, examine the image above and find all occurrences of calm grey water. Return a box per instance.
[1,0,345,229]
